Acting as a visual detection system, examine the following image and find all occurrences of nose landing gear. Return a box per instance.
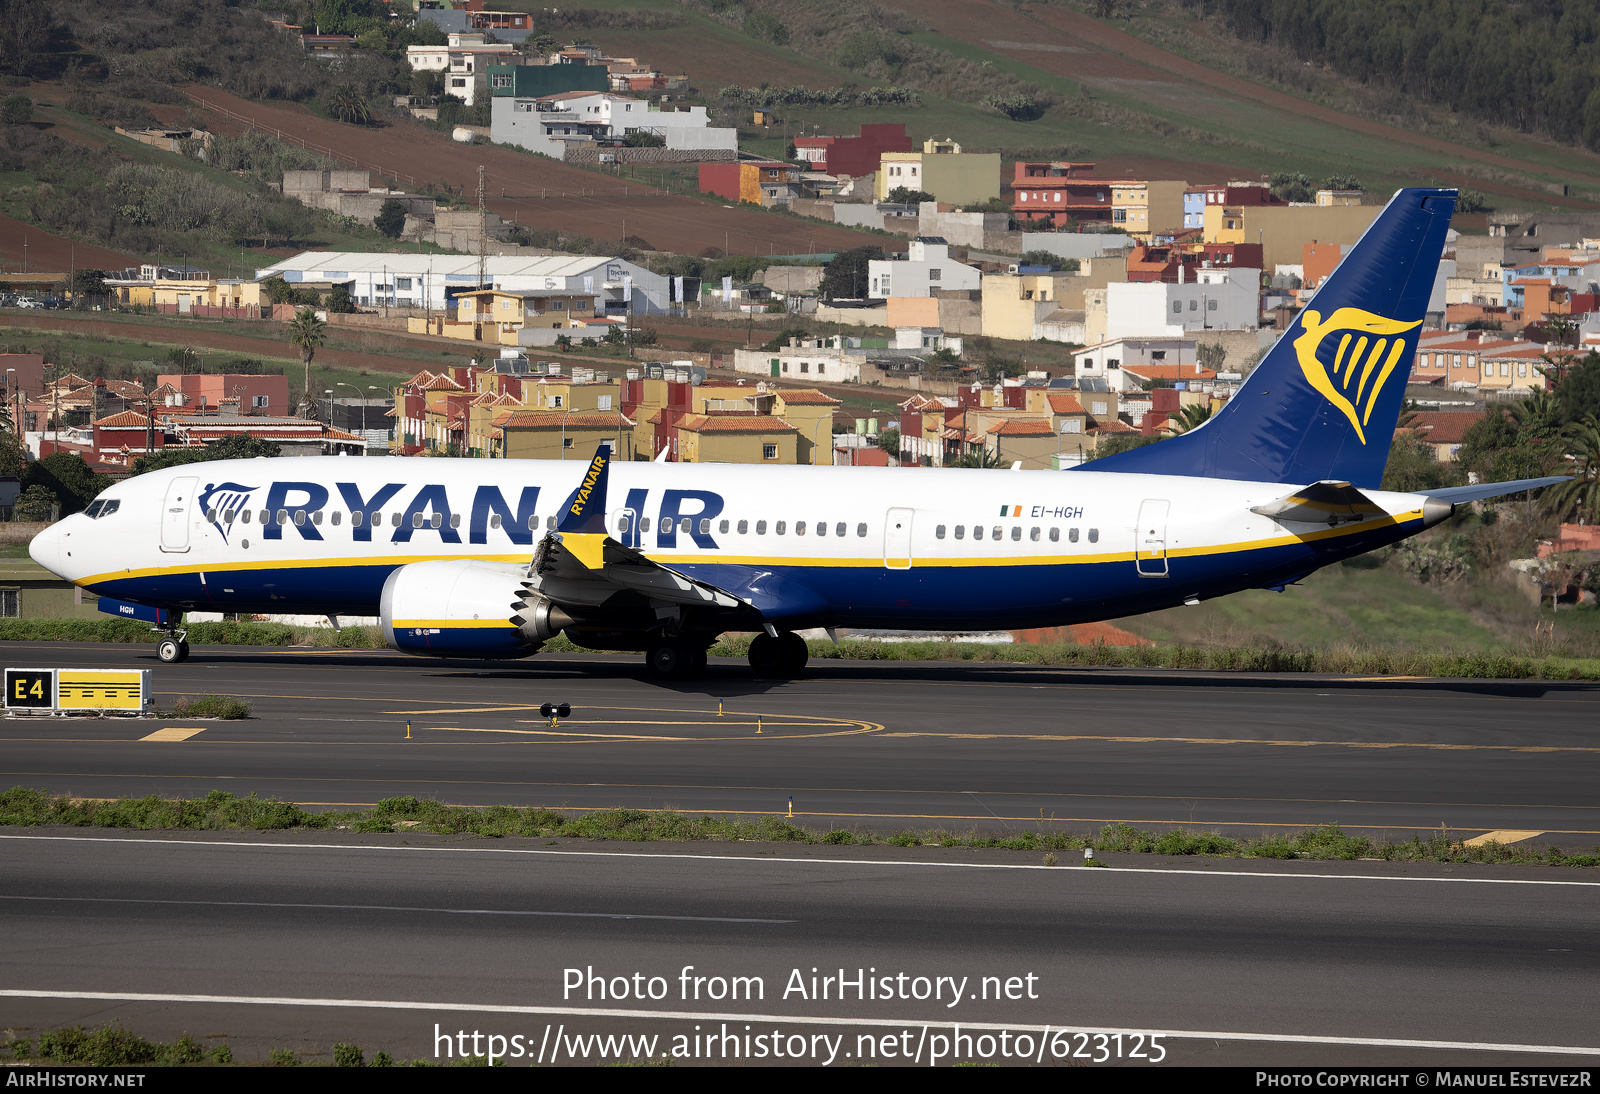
[155,630,190,664]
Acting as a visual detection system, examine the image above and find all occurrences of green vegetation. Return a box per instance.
[0,1025,232,1067]
[169,694,252,719]
[1191,0,1600,152]
[1,787,1594,867]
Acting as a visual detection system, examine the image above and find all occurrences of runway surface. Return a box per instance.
[4,642,1599,1066]
[1,642,1598,846]
[2,831,1597,1066]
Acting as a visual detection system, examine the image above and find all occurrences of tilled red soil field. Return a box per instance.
[0,214,139,276]
[184,89,898,257]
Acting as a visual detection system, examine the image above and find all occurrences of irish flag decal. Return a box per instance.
[998,505,1022,517]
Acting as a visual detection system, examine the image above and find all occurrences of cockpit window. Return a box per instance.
[82,499,119,519]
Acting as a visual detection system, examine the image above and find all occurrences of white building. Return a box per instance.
[253,252,671,315]
[1099,266,1259,342]
[732,337,864,383]
[406,33,516,106]
[893,327,962,354]
[866,237,981,300]
[1073,337,1199,392]
[491,91,735,155]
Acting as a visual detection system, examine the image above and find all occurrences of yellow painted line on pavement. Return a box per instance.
[880,732,1600,753]
[1342,676,1431,682]
[1464,830,1544,847]
[139,728,206,743]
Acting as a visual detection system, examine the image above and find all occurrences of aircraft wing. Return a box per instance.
[519,442,748,613]
[528,530,746,610]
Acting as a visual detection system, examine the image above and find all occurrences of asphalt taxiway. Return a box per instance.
[0,641,1596,846]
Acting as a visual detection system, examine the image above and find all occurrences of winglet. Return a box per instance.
[556,443,611,534]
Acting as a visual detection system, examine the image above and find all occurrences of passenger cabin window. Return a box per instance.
[313,511,324,526]
[737,520,748,534]
[935,525,946,539]
[618,516,630,533]
[776,521,786,535]
[350,512,361,527]
[991,526,1001,540]
[719,520,729,533]
[795,521,806,536]
[489,514,502,529]
[332,511,342,527]
[816,521,826,537]
[1048,527,1059,542]
[1010,527,1021,542]
[756,520,767,535]
[640,517,650,532]
[1069,528,1079,543]
[954,525,964,540]
[1088,528,1099,543]
[835,522,846,537]
[699,518,710,534]
[1029,527,1040,541]
[856,523,867,537]
[450,514,461,529]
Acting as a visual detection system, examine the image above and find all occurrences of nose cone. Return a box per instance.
[28,523,63,577]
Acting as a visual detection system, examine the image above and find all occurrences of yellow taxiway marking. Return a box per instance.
[880,731,1600,754]
[432,721,880,742]
[1341,676,1431,682]
[1464,830,1545,847]
[139,728,205,743]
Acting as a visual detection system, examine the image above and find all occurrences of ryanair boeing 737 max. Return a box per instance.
[27,189,1565,678]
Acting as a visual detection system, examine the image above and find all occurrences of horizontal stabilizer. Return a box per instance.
[1251,480,1386,525]
[1418,476,1570,504]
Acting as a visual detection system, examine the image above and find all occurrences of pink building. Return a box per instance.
[156,374,290,416]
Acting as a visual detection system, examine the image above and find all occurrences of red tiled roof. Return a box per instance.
[1047,393,1085,414]
[679,414,796,434]
[92,410,151,428]
[989,419,1056,436]
[774,389,842,406]
[1406,410,1486,445]
[1089,419,1137,433]
[496,411,634,429]
[1118,364,1217,380]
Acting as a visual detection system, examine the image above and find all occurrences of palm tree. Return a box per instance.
[954,446,1006,469]
[1167,403,1215,434]
[327,84,372,126]
[1543,414,1600,523]
[287,308,326,418]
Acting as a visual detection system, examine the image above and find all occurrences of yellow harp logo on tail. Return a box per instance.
[1293,307,1421,444]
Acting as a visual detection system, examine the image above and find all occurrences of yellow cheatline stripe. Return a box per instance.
[139,728,205,742]
[75,510,1427,587]
[1463,830,1544,847]
[879,731,1600,753]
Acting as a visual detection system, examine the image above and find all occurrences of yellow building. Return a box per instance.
[875,138,1000,206]
[494,410,636,461]
[981,262,1127,342]
[117,279,265,310]
[1203,203,1380,271]
[772,388,841,465]
[676,415,799,464]
[1111,180,1187,240]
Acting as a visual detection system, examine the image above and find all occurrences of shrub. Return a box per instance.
[170,695,251,719]
[333,1043,365,1067]
[0,94,32,125]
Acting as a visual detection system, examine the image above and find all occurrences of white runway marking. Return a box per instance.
[3,833,1599,887]
[0,894,790,924]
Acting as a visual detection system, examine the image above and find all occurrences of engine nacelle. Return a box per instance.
[380,559,572,658]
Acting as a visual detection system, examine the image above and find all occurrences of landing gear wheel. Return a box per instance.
[747,633,784,678]
[157,637,188,664]
[777,631,808,677]
[645,637,695,680]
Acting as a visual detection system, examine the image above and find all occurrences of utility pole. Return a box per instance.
[477,164,488,291]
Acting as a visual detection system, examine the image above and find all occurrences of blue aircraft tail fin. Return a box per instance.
[555,443,612,534]
[1078,187,1456,489]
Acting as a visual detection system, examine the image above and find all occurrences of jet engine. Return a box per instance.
[380,559,573,658]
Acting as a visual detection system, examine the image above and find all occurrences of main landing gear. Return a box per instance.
[155,630,190,664]
[644,635,709,681]
[747,631,807,679]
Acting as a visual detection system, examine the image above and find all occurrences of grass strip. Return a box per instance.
[2,788,1595,868]
[6,618,1600,681]
[0,1026,490,1067]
